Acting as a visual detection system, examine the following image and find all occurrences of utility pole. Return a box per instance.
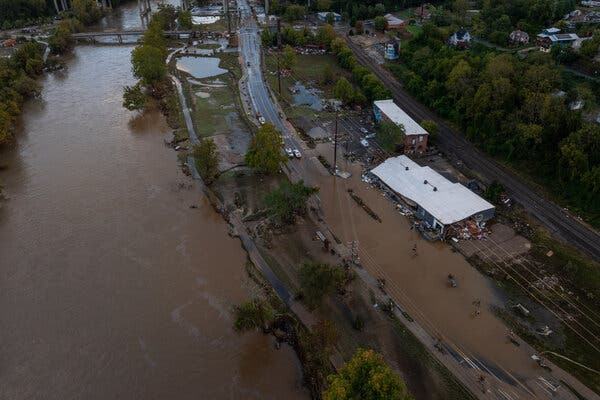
[333,114,338,174]
[276,18,282,94]
[265,0,269,15]
[227,8,232,33]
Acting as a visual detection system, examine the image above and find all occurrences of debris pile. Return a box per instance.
[447,219,490,240]
[347,189,382,223]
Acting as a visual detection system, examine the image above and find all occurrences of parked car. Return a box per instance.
[285,147,294,158]
[360,139,370,147]
[365,133,375,139]
[258,116,266,125]
[293,149,302,158]
[360,127,368,134]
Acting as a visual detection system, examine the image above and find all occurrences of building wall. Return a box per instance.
[404,134,427,155]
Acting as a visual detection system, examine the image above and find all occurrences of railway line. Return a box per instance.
[344,37,600,262]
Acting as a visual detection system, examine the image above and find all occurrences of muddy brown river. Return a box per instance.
[0,5,307,398]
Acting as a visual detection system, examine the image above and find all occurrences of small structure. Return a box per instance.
[509,30,529,45]
[384,40,400,60]
[384,13,407,30]
[1,39,17,48]
[317,12,341,22]
[448,29,471,48]
[373,99,428,154]
[414,5,431,20]
[370,156,495,235]
[549,33,579,46]
[582,0,600,6]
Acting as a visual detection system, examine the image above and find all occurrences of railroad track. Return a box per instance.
[345,37,600,262]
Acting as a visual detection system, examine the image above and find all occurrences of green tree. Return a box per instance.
[420,119,438,141]
[333,77,354,104]
[282,45,297,69]
[265,180,319,225]
[376,120,405,152]
[374,15,387,31]
[193,138,221,185]
[317,0,332,11]
[299,263,345,309]
[326,12,335,25]
[122,84,146,111]
[131,45,167,85]
[48,19,80,54]
[284,4,305,22]
[72,0,103,25]
[245,123,287,174]
[323,348,412,400]
[233,298,275,332]
[316,23,336,49]
[178,10,193,30]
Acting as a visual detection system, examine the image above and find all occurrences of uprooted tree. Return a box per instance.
[265,180,319,225]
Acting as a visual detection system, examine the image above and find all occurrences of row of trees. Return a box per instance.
[390,23,599,224]
[0,41,44,145]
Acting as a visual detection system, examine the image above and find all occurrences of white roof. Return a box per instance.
[374,99,428,136]
[371,156,495,225]
[384,13,405,24]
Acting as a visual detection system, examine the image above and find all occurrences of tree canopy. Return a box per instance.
[299,263,345,309]
[265,180,319,225]
[245,123,287,174]
[323,348,412,400]
[376,120,405,152]
[282,45,297,70]
[233,298,275,332]
[193,138,221,185]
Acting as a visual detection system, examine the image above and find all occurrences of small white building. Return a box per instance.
[317,12,341,22]
[371,156,495,233]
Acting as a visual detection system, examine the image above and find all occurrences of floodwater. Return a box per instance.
[308,147,546,394]
[176,56,228,79]
[290,82,323,111]
[0,3,308,399]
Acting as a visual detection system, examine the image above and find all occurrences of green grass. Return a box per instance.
[179,52,243,137]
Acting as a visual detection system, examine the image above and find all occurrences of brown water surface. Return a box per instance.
[0,40,306,400]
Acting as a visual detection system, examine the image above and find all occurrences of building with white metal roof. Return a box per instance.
[373,99,429,154]
[371,156,495,232]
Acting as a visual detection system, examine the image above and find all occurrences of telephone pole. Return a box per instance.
[333,114,338,174]
[276,18,282,94]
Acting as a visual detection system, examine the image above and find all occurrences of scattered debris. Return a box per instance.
[347,188,382,222]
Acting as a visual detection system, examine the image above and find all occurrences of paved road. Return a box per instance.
[345,37,600,262]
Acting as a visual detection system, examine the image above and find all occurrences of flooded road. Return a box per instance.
[0,5,308,398]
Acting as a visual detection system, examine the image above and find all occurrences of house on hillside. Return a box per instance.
[384,13,407,30]
[509,30,530,45]
[373,99,428,155]
[448,29,472,48]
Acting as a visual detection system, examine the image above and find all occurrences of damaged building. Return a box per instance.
[371,156,495,235]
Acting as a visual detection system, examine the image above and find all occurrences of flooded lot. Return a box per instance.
[176,56,228,79]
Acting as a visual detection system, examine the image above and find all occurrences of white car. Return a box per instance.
[285,147,294,158]
[360,139,370,147]
[258,116,266,125]
[293,149,302,158]
[365,133,375,139]
[360,127,368,134]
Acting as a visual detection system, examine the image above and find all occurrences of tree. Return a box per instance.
[316,23,336,49]
[333,77,354,105]
[374,15,387,31]
[376,120,405,152]
[284,4,305,22]
[317,0,332,11]
[233,299,275,332]
[131,45,167,85]
[193,138,221,185]
[48,18,80,54]
[326,12,335,25]
[265,180,319,225]
[282,45,297,70]
[323,348,412,400]
[299,263,345,309]
[122,84,146,111]
[178,10,193,30]
[355,20,364,35]
[245,123,287,174]
[72,0,103,25]
[420,119,438,141]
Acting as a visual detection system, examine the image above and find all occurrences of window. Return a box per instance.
[419,135,423,142]
[411,138,416,144]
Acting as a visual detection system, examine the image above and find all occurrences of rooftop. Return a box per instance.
[374,100,428,136]
[384,13,405,25]
[550,33,579,41]
[371,156,495,225]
